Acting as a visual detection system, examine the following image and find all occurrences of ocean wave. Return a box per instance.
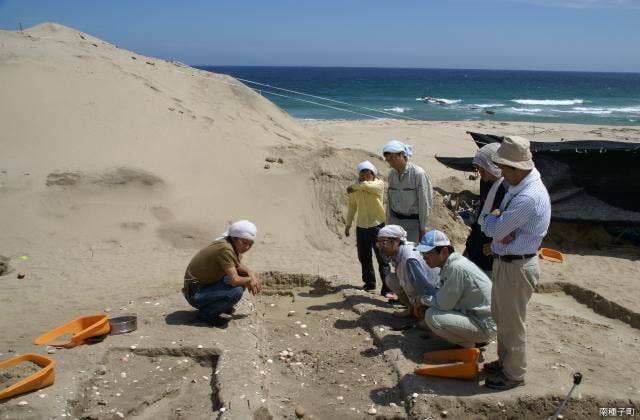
[553,107,612,115]
[608,106,640,113]
[383,107,412,113]
[509,107,543,113]
[511,99,584,106]
[470,103,505,108]
[553,106,640,115]
[416,96,461,105]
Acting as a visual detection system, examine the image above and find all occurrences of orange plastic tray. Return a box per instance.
[415,347,480,379]
[34,314,110,348]
[539,247,564,263]
[0,353,55,401]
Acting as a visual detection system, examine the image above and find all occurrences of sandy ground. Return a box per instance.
[1,23,639,419]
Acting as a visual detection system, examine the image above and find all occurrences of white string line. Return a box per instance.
[252,88,384,120]
[234,77,421,121]
[177,69,417,121]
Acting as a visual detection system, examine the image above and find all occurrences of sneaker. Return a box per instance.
[205,315,230,328]
[482,360,502,375]
[485,371,525,390]
[392,307,413,318]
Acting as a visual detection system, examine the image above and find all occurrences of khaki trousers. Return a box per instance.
[491,256,539,381]
[424,308,496,348]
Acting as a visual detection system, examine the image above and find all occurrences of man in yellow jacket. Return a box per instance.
[345,160,392,296]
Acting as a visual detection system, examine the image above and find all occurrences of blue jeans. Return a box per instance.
[184,276,244,320]
[356,224,391,293]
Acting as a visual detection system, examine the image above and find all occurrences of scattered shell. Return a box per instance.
[18,401,28,406]
[220,407,227,413]
[368,407,377,415]
[38,394,47,398]
[441,410,449,418]
[120,372,127,378]
[267,359,273,364]
[337,396,344,400]
[300,324,307,329]
[288,311,296,316]
[412,393,419,398]
[47,349,56,354]
[130,345,137,350]
[197,345,203,349]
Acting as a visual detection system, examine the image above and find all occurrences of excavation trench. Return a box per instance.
[71,347,220,419]
[252,271,405,418]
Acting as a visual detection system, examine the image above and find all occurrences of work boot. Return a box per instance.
[485,371,525,390]
[392,307,412,318]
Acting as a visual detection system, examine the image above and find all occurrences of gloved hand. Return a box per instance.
[344,225,351,237]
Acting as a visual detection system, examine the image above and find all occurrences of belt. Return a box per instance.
[391,210,419,220]
[495,253,536,262]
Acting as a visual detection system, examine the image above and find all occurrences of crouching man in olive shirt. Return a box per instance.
[182,220,261,325]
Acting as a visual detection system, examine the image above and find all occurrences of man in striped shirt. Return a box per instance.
[481,136,551,390]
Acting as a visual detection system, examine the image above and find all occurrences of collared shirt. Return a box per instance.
[393,243,439,305]
[387,162,433,231]
[420,252,494,327]
[482,168,551,255]
[346,178,386,228]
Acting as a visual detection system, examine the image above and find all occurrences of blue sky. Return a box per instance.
[1,0,639,72]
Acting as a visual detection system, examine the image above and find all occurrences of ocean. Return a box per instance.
[199,66,640,126]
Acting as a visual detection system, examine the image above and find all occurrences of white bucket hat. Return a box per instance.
[491,136,535,170]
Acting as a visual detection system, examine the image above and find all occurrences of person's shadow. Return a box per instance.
[164,310,246,328]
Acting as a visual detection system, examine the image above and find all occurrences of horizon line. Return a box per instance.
[192,64,640,76]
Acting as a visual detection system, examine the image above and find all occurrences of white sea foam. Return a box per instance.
[510,107,543,113]
[470,103,505,108]
[554,107,612,115]
[511,99,584,106]
[416,96,461,105]
[383,107,411,113]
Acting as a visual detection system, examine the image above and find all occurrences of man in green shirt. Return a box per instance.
[414,229,496,348]
[183,220,261,326]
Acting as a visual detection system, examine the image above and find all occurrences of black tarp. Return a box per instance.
[434,132,640,225]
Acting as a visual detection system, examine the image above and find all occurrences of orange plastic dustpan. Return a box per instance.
[34,314,110,348]
[539,248,564,263]
[0,353,55,401]
[415,347,480,379]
